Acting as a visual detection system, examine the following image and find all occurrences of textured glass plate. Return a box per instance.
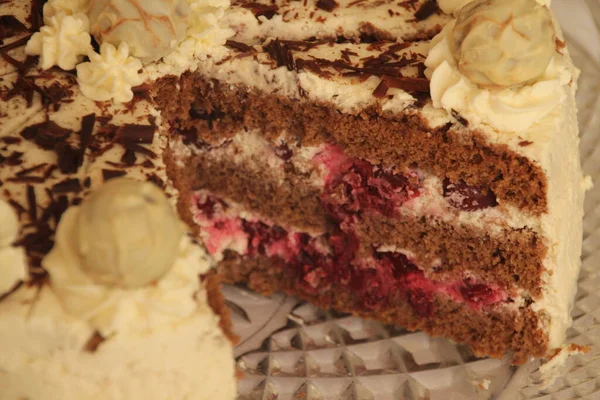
[224,1,600,398]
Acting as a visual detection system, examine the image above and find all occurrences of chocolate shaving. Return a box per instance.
[316,0,339,12]
[118,124,155,144]
[414,0,439,20]
[0,280,23,303]
[240,3,279,19]
[21,121,71,150]
[102,169,127,181]
[383,75,429,92]
[0,34,31,52]
[79,113,96,152]
[120,141,156,159]
[5,151,23,166]
[147,173,165,189]
[225,40,254,53]
[83,177,91,188]
[121,149,137,166]
[26,185,37,221]
[84,331,106,353]
[8,199,27,216]
[264,39,296,71]
[519,141,534,147]
[1,136,22,145]
[52,178,82,194]
[372,78,390,98]
[55,142,83,174]
[16,163,46,177]
[29,0,46,32]
[0,16,28,41]
[451,109,469,127]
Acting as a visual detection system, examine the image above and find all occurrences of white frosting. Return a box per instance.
[43,0,90,22]
[160,0,234,68]
[530,84,587,349]
[0,201,27,297]
[76,42,143,103]
[0,284,235,400]
[44,211,210,337]
[25,13,92,70]
[425,21,571,132]
[438,0,551,14]
[88,0,191,64]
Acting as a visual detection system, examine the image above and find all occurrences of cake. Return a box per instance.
[0,0,589,396]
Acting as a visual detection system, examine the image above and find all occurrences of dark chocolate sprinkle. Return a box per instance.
[52,178,82,194]
[79,113,96,153]
[240,3,279,19]
[264,39,296,71]
[225,40,254,53]
[519,141,534,147]
[415,0,439,20]
[451,109,469,127]
[119,124,155,144]
[84,332,106,353]
[102,169,127,181]
[121,148,137,166]
[26,185,37,221]
[316,0,339,12]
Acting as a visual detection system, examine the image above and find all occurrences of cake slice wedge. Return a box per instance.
[154,0,589,364]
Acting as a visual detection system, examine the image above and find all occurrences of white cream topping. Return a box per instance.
[42,180,201,337]
[72,179,183,289]
[89,0,191,64]
[0,200,27,297]
[25,13,92,70]
[76,42,143,103]
[425,20,571,132]
[451,0,556,89]
[160,0,234,69]
[43,0,90,22]
[438,0,551,14]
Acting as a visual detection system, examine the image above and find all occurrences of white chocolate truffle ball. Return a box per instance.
[88,0,191,64]
[451,0,556,89]
[76,179,184,288]
[0,200,19,247]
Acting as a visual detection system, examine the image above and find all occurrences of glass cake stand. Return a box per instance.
[225,1,600,398]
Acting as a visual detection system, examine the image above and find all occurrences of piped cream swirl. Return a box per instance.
[425,20,571,132]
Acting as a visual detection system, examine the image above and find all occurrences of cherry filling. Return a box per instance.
[192,146,506,316]
[193,194,508,316]
[314,146,421,220]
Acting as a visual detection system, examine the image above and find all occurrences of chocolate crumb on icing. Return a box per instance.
[264,39,296,71]
[451,109,469,127]
[519,141,534,147]
[84,332,106,353]
[240,2,279,19]
[102,169,127,181]
[52,178,82,194]
[121,149,137,166]
[414,0,440,20]
[316,0,339,12]
[225,40,254,53]
[118,124,155,144]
